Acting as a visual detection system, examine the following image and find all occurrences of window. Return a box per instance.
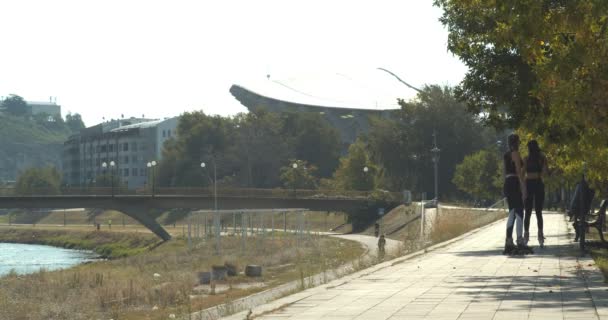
[131,142,138,151]
[124,156,129,164]
[132,168,138,176]
[109,144,114,152]
[123,142,129,151]
[168,129,172,137]
[124,168,129,177]
[140,168,145,176]
[101,145,107,152]
[162,130,166,138]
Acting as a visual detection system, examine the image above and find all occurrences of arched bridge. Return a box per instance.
[0,188,403,241]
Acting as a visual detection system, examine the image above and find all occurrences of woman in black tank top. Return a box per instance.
[502,134,528,254]
[523,140,549,247]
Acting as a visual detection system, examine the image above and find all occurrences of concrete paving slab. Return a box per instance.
[223,213,606,320]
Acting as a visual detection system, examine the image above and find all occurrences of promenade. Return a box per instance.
[225,213,607,320]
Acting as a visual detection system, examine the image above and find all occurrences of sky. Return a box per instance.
[0,0,467,126]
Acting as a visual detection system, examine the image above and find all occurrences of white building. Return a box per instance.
[62,117,179,189]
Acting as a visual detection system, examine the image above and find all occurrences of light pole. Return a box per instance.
[431,132,441,201]
[292,162,298,198]
[101,162,108,195]
[109,161,115,197]
[101,161,116,198]
[147,161,157,197]
[201,161,218,212]
[363,166,369,196]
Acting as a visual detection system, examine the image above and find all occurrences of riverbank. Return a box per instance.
[0,227,160,259]
[0,227,364,320]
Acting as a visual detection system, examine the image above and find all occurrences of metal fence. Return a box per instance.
[181,208,316,254]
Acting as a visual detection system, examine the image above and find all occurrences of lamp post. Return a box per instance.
[147,161,157,197]
[363,166,369,196]
[292,162,298,198]
[201,161,218,212]
[430,132,441,201]
[109,161,115,197]
[102,162,108,194]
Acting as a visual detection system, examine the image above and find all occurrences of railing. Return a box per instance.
[0,187,403,202]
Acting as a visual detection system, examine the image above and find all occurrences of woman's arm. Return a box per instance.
[512,151,527,199]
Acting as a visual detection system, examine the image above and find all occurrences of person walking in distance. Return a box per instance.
[523,140,549,248]
[378,234,386,259]
[503,134,530,254]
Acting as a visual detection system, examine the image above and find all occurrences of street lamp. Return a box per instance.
[431,132,441,201]
[109,161,116,197]
[201,161,218,212]
[102,161,117,196]
[102,162,108,194]
[292,162,298,198]
[147,161,157,197]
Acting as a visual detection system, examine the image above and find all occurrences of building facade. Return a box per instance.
[27,101,61,117]
[62,117,179,189]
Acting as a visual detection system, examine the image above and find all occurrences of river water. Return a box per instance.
[0,243,97,276]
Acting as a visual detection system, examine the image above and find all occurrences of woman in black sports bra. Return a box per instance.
[523,140,549,247]
[503,134,528,253]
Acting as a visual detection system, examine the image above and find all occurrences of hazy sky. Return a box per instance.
[0,0,467,126]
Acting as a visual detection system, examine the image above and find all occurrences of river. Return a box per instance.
[0,243,97,276]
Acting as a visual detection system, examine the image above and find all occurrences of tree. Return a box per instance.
[1,94,29,116]
[435,0,608,186]
[333,139,377,191]
[15,167,61,195]
[65,113,85,132]
[279,159,319,190]
[233,110,291,188]
[158,111,237,187]
[367,85,495,197]
[452,150,502,202]
[280,112,341,178]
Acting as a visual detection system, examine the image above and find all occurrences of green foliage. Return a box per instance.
[0,114,72,144]
[1,94,29,116]
[65,113,85,132]
[15,167,61,195]
[281,112,341,177]
[279,159,318,190]
[435,0,608,186]
[452,149,502,201]
[333,140,377,191]
[367,85,496,197]
[159,109,341,189]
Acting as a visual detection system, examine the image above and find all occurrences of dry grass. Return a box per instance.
[0,230,363,320]
[429,207,506,244]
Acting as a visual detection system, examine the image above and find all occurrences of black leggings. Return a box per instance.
[524,179,544,233]
[504,177,524,239]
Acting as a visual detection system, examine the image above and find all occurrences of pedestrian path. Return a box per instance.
[224,213,608,320]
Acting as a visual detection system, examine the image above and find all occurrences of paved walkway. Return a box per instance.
[224,213,608,320]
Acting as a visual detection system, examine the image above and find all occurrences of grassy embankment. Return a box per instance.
[0,226,363,320]
[586,228,608,282]
[361,204,507,253]
[0,228,159,258]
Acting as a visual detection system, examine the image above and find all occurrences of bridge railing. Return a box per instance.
[0,187,403,202]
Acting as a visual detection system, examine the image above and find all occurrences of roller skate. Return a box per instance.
[503,237,515,255]
[514,237,534,255]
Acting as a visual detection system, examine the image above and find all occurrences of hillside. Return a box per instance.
[0,114,73,182]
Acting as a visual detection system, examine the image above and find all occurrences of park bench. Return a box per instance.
[570,177,607,250]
